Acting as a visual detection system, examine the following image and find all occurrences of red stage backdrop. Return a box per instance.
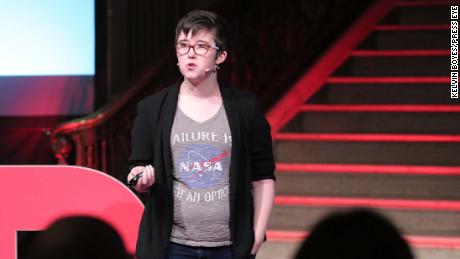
[0,166,144,259]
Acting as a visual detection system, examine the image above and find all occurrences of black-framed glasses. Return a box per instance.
[176,42,219,56]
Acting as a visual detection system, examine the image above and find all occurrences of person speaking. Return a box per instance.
[127,10,276,259]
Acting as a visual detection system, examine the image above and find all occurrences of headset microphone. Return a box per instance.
[205,65,220,73]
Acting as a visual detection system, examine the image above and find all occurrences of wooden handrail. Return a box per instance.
[49,56,174,177]
[51,57,170,138]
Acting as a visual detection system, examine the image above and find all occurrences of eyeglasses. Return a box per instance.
[176,42,220,56]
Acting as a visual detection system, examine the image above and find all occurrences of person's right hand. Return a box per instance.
[127,165,155,193]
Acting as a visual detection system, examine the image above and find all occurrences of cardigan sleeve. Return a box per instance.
[248,96,276,182]
[127,100,154,173]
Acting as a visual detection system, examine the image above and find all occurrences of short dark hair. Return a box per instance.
[175,10,228,51]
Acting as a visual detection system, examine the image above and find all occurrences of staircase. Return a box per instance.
[259,1,460,258]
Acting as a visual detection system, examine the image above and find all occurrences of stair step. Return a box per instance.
[274,140,460,165]
[267,230,307,242]
[351,49,449,57]
[326,76,449,83]
[300,104,460,112]
[397,1,455,7]
[269,206,460,237]
[257,240,460,259]
[381,4,450,25]
[375,24,450,31]
[408,236,460,250]
[275,196,460,212]
[413,247,460,259]
[359,30,448,49]
[266,230,460,249]
[256,240,299,259]
[311,82,456,105]
[275,171,460,200]
[281,106,460,134]
[334,55,449,77]
[274,133,460,142]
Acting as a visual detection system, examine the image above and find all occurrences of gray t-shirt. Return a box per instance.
[170,105,232,247]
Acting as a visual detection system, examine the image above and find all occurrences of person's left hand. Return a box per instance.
[250,234,264,255]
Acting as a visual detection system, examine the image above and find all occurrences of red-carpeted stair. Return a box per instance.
[260,1,460,258]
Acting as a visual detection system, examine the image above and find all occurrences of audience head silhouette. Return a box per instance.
[294,208,414,259]
[26,216,130,259]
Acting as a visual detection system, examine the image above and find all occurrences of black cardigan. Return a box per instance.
[128,80,276,259]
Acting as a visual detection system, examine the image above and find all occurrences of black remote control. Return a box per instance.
[127,171,144,187]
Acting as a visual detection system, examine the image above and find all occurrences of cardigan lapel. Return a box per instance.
[159,81,180,182]
[219,82,241,236]
[219,82,240,172]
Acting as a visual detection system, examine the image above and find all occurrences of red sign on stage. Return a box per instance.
[0,166,144,259]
